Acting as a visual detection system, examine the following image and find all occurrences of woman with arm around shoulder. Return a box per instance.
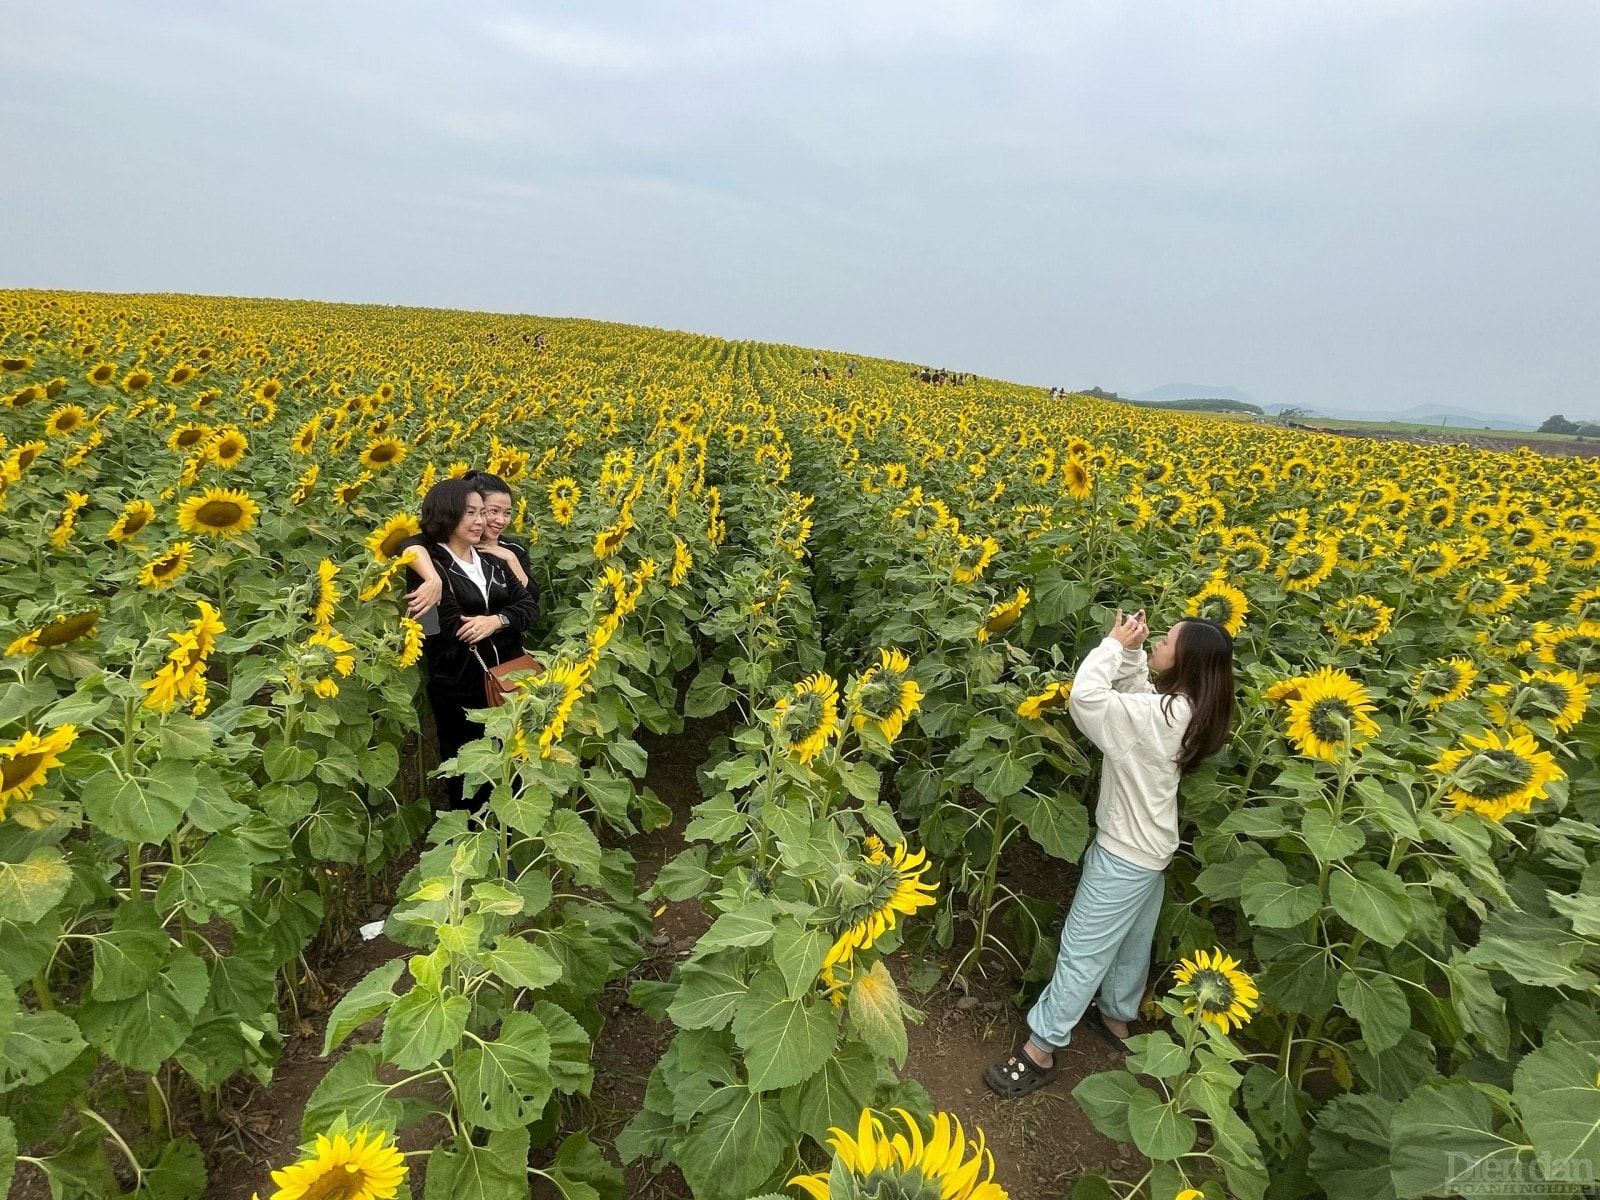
[463,471,536,594]
[415,477,539,810]
[985,609,1235,1097]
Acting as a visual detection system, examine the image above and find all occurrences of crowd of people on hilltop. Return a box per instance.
[911,366,973,385]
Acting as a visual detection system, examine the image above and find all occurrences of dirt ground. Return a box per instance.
[192,718,1137,1200]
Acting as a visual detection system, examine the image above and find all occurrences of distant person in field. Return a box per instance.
[403,477,539,810]
[985,610,1235,1098]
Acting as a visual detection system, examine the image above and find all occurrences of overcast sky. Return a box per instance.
[3,2,1598,419]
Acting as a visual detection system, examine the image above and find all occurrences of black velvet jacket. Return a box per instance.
[411,542,539,698]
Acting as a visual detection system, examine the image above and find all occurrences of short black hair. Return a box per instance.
[419,477,482,543]
[463,470,513,499]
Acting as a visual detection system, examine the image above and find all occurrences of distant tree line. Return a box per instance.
[1539,414,1600,437]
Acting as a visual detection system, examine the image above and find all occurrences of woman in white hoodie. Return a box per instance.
[985,608,1235,1098]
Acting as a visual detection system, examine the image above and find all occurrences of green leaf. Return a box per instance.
[1126,1031,1190,1079]
[692,901,777,957]
[771,920,829,1000]
[154,832,254,915]
[302,1044,433,1139]
[490,781,553,838]
[158,717,216,761]
[1308,1093,1396,1200]
[481,936,563,991]
[838,759,880,803]
[456,1010,554,1132]
[0,1011,87,1091]
[91,902,171,1002]
[382,981,471,1070]
[1072,1070,1143,1141]
[668,963,748,1031]
[359,742,401,789]
[1240,858,1321,928]
[684,661,737,719]
[1514,1035,1600,1184]
[263,738,317,782]
[677,1085,790,1200]
[77,949,209,1073]
[424,1127,530,1200]
[0,847,72,925]
[972,741,1035,800]
[535,999,594,1095]
[1301,808,1364,864]
[652,846,713,902]
[1032,570,1093,624]
[846,961,906,1068]
[1328,862,1413,947]
[1389,1079,1524,1199]
[732,967,837,1091]
[1126,1087,1198,1159]
[80,768,194,844]
[544,809,604,884]
[1463,908,1597,988]
[133,1135,207,1200]
[1012,789,1090,861]
[323,959,406,1055]
[1336,969,1409,1055]
[0,1114,14,1199]
[1443,952,1509,1059]
[548,1131,623,1200]
[795,1039,877,1143]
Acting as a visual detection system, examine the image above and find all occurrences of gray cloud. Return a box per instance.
[2,1,1597,418]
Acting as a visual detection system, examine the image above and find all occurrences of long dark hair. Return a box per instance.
[1155,618,1235,774]
[463,470,513,501]
[419,477,482,543]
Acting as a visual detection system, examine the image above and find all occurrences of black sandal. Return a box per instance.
[983,1043,1060,1098]
[1083,1004,1130,1053]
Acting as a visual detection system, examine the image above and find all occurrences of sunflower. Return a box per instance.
[518,659,591,756]
[1413,657,1477,709]
[1185,578,1248,638]
[1405,540,1457,578]
[291,419,318,455]
[137,541,195,589]
[0,725,78,815]
[49,491,89,549]
[397,617,424,667]
[291,464,319,505]
[207,427,248,469]
[1017,680,1072,720]
[165,364,195,386]
[1324,594,1393,646]
[108,498,156,542]
[6,611,99,656]
[333,473,373,505]
[87,361,118,386]
[819,839,940,983]
[773,672,842,762]
[167,423,212,453]
[952,534,999,584]
[1569,586,1600,627]
[358,437,407,470]
[1061,457,1092,500]
[254,379,282,404]
[790,1108,1006,1200]
[310,559,340,627]
[849,648,924,744]
[1506,554,1552,588]
[266,1129,407,1200]
[669,537,693,587]
[367,513,420,563]
[593,511,633,559]
[1283,667,1380,762]
[977,587,1029,643]
[1277,537,1337,593]
[122,367,153,393]
[1172,947,1259,1034]
[1485,670,1589,733]
[143,601,225,713]
[176,486,259,538]
[44,404,86,438]
[1455,571,1521,616]
[1536,625,1600,681]
[304,627,356,698]
[1431,728,1564,822]
[548,477,580,525]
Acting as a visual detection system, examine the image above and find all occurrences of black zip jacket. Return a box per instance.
[409,542,539,698]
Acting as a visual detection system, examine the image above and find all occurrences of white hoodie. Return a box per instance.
[1067,636,1191,872]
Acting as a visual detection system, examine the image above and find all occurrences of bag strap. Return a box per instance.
[469,645,492,674]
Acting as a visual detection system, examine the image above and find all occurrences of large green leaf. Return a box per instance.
[0,847,72,924]
[322,958,406,1055]
[0,1011,86,1092]
[795,1039,878,1143]
[1012,789,1090,861]
[382,982,471,1070]
[1443,952,1509,1059]
[1240,859,1321,928]
[731,967,836,1091]
[481,935,563,991]
[1126,1087,1198,1159]
[1514,1036,1600,1183]
[1308,1093,1396,1200]
[668,963,748,1031]
[153,832,254,915]
[692,902,778,957]
[456,1010,553,1132]
[1073,1070,1143,1142]
[534,999,594,1095]
[846,961,907,1068]
[1464,908,1597,989]
[76,948,208,1073]
[770,919,828,1000]
[80,764,196,844]
[547,1131,623,1200]
[1336,968,1410,1054]
[544,809,604,884]
[1328,862,1413,947]
[424,1127,530,1200]
[1389,1079,1524,1199]
[1300,808,1364,864]
[677,1085,790,1200]
[301,1044,435,1138]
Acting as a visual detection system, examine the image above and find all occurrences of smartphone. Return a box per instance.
[419,606,441,636]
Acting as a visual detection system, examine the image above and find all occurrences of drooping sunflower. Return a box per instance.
[1017,680,1072,720]
[1277,537,1337,593]
[310,559,340,627]
[1172,947,1259,1035]
[49,491,89,549]
[820,838,940,984]
[0,725,79,815]
[137,541,195,589]
[208,427,248,469]
[1484,669,1589,733]
[1413,657,1477,710]
[143,601,226,713]
[107,498,156,543]
[333,472,373,505]
[1185,578,1248,638]
[304,627,356,698]
[1455,571,1521,616]
[849,648,924,744]
[1263,676,1307,705]
[1569,585,1600,627]
[176,486,259,538]
[6,611,99,657]
[592,511,633,559]
[266,1128,407,1200]
[668,537,693,587]
[517,658,591,757]
[290,464,320,505]
[4,440,46,477]
[1536,625,1600,681]
[790,1108,1006,1200]
[772,672,842,762]
[359,437,408,470]
[1283,667,1380,762]
[952,534,999,584]
[366,513,420,563]
[396,616,424,667]
[1324,594,1393,647]
[1431,728,1563,822]
[977,587,1029,643]
[44,404,87,438]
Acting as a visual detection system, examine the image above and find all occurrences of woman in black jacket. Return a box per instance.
[411,476,539,809]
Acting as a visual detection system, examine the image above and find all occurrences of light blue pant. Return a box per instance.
[1026,841,1165,1051]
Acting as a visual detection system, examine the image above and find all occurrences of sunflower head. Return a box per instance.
[367,513,420,563]
[267,1128,407,1200]
[1017,680,1072,720]
[1414,657,1477,709]
[1486,670,1589,733]
[1431,728,1564,822]
[177,486,259,538]
[0,725,79,814]
[773,672,842,763]
[208,428,248,469]
[359,437,408,470]
[849,648,924,744]
[978,587,1029,643]
[789,1108,1005,1200]
[45,404,87,438]
[1171,947,1259,1035]
[1324,595,1393,647]
[1185,578,1248,638]
[1283,667,1380,762]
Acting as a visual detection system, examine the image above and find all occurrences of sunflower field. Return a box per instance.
[1,289,1599,1200]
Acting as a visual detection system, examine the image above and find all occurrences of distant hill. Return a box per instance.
[1134,382,1261,407]
[1261,402,1538,432]
[1074,387,1262,416]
